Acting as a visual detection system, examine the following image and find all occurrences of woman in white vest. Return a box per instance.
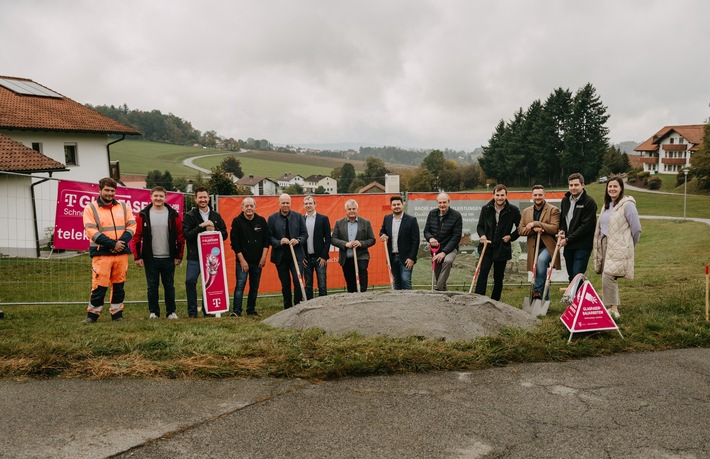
[593,176,642,319]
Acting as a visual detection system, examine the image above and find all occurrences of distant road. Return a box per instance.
[182,151,241,175]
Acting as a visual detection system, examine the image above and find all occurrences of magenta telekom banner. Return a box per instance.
[197,231,230,315]
[54,180,183,251]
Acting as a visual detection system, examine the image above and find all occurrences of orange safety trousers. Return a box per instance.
[87,254,128,316]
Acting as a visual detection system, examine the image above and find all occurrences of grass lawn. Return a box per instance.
[1,219,708,380]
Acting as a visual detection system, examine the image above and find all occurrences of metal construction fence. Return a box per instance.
[0,171,568,306]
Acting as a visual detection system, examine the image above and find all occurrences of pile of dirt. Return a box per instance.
[263,290,539,341]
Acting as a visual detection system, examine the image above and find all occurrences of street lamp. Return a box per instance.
[683,168,689,221]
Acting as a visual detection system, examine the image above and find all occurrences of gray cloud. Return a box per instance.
[2,0,708,150]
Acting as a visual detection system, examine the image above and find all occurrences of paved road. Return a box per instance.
[2,348,708,458]
[182,152,231,175]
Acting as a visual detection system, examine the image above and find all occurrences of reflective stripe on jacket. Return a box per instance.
[83,199,137,257]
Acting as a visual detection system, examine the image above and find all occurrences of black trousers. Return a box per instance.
[342,258,368,293]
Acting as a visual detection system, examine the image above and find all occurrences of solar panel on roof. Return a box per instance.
[0,78,63,98]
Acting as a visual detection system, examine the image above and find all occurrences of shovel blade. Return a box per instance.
[522,297,533,313]
[530,299,550,317]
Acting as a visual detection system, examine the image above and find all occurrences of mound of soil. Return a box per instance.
[263,290,539,341]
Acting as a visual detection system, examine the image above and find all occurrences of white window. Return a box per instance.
[31,142,43,153]
[64,143,78,166]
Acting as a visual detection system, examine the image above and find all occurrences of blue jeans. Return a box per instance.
[233,264,262,315]
[144,257,176,316]
[391,255,413,290]
[185,260,204,317]
[303,254,327,300]
[533,247,551,299]
[563,248,592,282]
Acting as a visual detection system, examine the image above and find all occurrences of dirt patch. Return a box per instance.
[263,290,539,341]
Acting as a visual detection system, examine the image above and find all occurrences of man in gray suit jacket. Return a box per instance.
[267,194,308,309]
[331,199,376,292]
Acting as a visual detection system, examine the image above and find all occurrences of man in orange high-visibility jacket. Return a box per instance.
[81,177,137,323]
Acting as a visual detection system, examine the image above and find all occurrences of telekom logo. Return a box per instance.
[212,298,221,308]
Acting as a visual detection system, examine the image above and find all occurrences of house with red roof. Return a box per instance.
[0,75,139,256]
[634,124,705,175]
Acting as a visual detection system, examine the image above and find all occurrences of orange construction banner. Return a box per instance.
[218,194,399,294]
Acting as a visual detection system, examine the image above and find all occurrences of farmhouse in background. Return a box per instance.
[276,172,305,189]
[303,174,337,194]
[634,124,705,175]
[237,174,280,196]
[0,75,140,257]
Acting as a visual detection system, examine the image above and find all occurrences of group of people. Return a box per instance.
[473,173,641,318]
[80,172,640,324]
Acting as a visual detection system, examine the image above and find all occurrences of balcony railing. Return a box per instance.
[661,158,688,165]
[639,157,658,164]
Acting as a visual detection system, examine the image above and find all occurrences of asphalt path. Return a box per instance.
[2,348,708,458]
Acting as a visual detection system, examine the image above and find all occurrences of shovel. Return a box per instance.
[430,245,440,291]
[522,231,542,314]
[530,236,562,317]
[353,245,361,293]
[383,241,395,290]
[289,243,308,301]
[468,240,490,294]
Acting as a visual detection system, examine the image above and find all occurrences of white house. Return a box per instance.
[0,75,140,257]
[303,174,337,194]
[634,124,705,175]
[236,174,280,196]
[276,172,305,189]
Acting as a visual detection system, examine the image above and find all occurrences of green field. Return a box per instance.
[110,140,366,180]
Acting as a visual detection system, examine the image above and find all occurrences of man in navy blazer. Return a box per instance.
[379,195,420,290]
[302,195,331,299]
[331,199,376,292]
[267,194,308,309]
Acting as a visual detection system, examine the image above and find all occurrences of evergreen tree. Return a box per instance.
[564,83,610,181]
[692,123,710,189]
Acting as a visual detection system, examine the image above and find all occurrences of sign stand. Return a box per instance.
[560,278,623,343]
[197,231,230,316]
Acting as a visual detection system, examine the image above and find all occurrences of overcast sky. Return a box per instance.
[2,0,709,151]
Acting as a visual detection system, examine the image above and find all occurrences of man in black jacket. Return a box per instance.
[559,173,598,281]
[475,184,521,301]
[229,197,269,316]
[268,194,308,309]
[130,186,185,319]
[423,192,463,291]
[182,187,228,318]
[380,195,420,290]
[302,195,331,299]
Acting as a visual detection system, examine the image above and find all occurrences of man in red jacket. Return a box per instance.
[130,186,185,319]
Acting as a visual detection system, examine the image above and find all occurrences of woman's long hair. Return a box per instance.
[603,175,625,210]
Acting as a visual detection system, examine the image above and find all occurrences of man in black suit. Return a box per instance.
[380,195,420,290]
[267,194,308,309]
[331,199,376,292]
[302,195,331,299]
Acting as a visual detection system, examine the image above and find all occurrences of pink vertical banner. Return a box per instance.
[197,231,230,315]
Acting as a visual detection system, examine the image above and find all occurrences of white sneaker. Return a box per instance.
[149,313,158,319]
[167,312,178,320]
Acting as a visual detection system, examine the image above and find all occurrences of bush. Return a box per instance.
[636,171,650,186]
[647,176,662,190]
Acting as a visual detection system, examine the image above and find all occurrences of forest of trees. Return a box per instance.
[479,83,610,187]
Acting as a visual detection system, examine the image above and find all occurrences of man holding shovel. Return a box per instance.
[424,193,463,291]
[474,185,520,301]
[518,185,560,302]
[268,194,308,309]
[331,199,376,293]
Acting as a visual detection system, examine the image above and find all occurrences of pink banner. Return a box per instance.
[54,180,183,251]
[197,231,230,315]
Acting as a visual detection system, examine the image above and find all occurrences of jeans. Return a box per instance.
[303,254,327,300]
[533,247,551,299]
[391,255,413,290]
[144,257,176,316]
[563,248,592,282]
[475,253,507,301]
[185,260,203,317]
[233,264,262,314]
[276,258,303,309]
